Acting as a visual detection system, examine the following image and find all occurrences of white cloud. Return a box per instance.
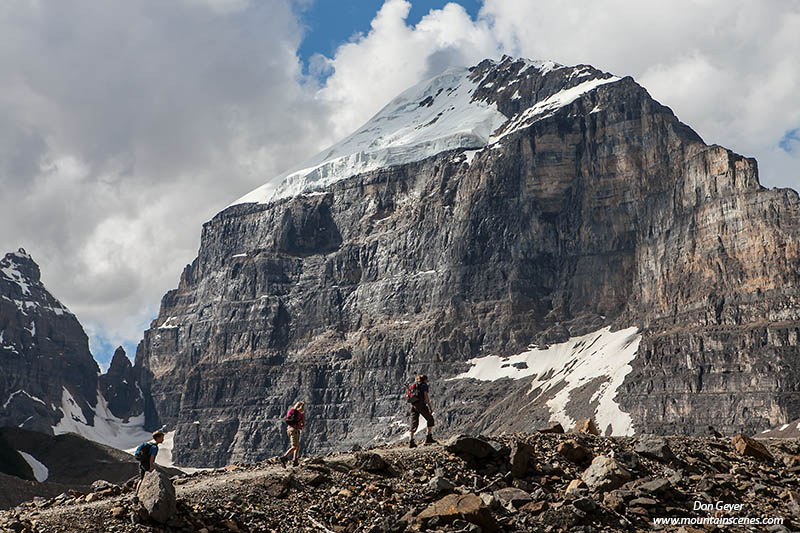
[318,0,501,140]
[0,0,331,362]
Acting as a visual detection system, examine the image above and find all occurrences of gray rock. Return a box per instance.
[509,441,534,478]
[571,496,597,513]
[634,437,675,462]
[353,452,390,473]
[638,478,671,495]
[492,487,532,508]
[428,476,456,492]
[445,435,497,460]
[538,423,564,434]
[581,456,633,494]
[137,470,176,524]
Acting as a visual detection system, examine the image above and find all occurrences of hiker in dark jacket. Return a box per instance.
[135,430,164,491]
[280,401,305,467]
[409,374,435,448]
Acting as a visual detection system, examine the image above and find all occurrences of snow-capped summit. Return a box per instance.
[232,56,621,206]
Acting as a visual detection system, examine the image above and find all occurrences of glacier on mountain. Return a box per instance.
[232,58,621,206]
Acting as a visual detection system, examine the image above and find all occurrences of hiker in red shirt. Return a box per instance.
[279,401,305,467]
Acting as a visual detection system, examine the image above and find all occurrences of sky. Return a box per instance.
[1,0,798,369]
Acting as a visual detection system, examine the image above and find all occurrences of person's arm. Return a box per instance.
[425,391,432,413]
[149,452,155,472]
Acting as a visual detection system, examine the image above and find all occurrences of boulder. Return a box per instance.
[137,470,176,524]
[565,479,587,497]
[572,419,599,436]
[638,478,672,495]
[353,452,392,473]
[557,439,591,463]
[444,435,496,459]
[509,441,534,478]
[416,493,498,532]
[732,434,774,462]
[90,480,119,492]
[634,437,675,462]
[581,456,632,494]
[427,476,455,493]
[538,423,564,434]
[492,487,533,509]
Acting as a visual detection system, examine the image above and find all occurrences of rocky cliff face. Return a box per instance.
[0,249,99,433]
[136,57,800,466]
[99,347,144,422]
[1,250,146,438]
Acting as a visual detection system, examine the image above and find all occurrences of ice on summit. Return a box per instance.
[232,58,622,206]
[233,67,508,205]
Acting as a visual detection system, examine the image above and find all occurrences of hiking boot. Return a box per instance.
[292,459,299,467]
[409,439,417,448]
[279,456,288,468]
[424,434,436,445]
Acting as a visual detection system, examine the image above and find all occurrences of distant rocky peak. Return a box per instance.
[107,346,133,376]
[99,346,142,421]
[1,249,42,294]
[0,250,71,317]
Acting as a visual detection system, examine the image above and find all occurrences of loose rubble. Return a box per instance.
[1,428,798,532]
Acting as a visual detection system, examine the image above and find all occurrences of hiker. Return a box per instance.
[407,374,435,448]
[279,401,305,467]
[134,430,164,491]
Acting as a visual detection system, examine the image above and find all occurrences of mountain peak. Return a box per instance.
[231,57,622,207]
[1,249,41,288]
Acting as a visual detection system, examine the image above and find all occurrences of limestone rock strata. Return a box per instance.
[135,57,800,466]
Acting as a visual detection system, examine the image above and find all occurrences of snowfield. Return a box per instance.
[18,451,49,482]
[232,58,621,206]
[52,386,178,468]
[450,326,641,436]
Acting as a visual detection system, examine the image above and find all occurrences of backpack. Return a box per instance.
[134,442,153,463]
[285,409,300,426]
[405,383,423,404]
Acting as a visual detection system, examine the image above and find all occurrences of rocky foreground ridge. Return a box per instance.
[135,55,800,466]
[2,428,799,532]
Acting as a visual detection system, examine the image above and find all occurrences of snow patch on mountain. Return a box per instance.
[450,326,641,436]
[0,262,32,296]
[232,67,508,205]
[18,451,48,482]
[490,76,621,143]
[3,390,47,409]
[51,387,182,468]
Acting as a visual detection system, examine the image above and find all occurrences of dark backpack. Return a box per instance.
[285,410,300,426]
[134,442,153,463]
[406,383,423,404]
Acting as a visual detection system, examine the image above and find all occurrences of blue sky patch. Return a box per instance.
[779,128,800,154]
[296,0,481,69]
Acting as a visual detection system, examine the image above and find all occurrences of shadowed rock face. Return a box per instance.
[99,347,144,421]
[0,250,99,433]
[135,57,800,466]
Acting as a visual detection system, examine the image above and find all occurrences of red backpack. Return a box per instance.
[405,383,423,404]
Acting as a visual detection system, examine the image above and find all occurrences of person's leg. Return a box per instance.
[409,405,420,447]
[292,431,301,462]
[421,405,436,444]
